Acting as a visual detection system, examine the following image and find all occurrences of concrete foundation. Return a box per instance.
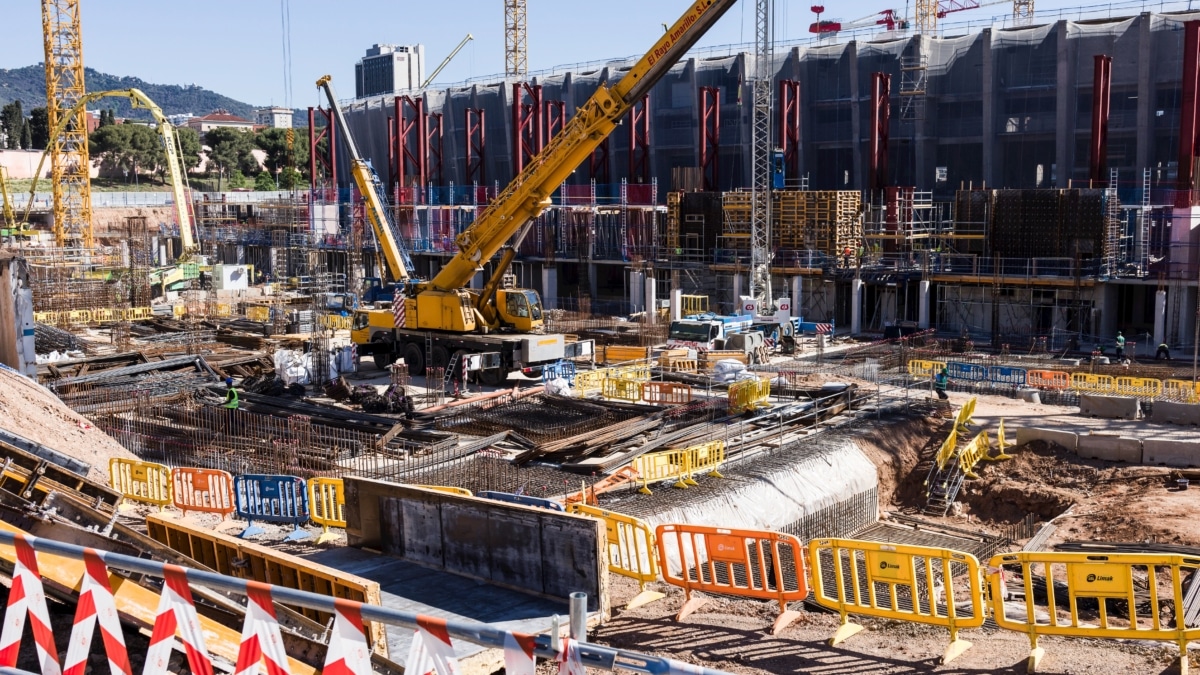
[1142,439,1200,468]
[1076,435,1143,463]
[1015,427,1079,452]
[1079,394,1140,420]
[1150,401,1200,425]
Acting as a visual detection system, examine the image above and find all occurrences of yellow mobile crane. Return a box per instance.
[336,0,738,381]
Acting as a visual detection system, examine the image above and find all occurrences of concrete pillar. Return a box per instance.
[541,264,558,310]
[981,29,995,187]
[1136,15,1153,171]
[1154,290,1167,349]
[1054,21,1073,188]
[588,262,599,300]
[791,277,803,320]
[851,279,864,335]
[670,288,682,321]
[159,244,168,267]
[268,247,278,275]
[644,274,657,325]
[918,280,931,329]
[236,245,246,265]
[732,274,743,312]
[629,271,644,314]
[848,42,863,190]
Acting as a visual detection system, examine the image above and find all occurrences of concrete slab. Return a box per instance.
[1142,439,1200,468]
[1016,427,1079,452]
[1079,394,1140,420]
[1151,401,1200,425]
[304,546,567,674]
[1077,434,1143,463]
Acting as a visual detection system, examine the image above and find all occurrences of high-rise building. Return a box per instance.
[355,44,425,98]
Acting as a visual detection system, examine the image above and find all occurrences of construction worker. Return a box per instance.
[933,367,950,400]
[223,377,240,433]
[842,245,853,269]
[1157,342,1171,360]
[1115,331,1126,360]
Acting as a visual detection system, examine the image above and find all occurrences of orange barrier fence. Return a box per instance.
[171,467,235,517]
[655,524,808,635]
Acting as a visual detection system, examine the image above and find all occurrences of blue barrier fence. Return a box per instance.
[478,491,565,512]
[234,474,310,541]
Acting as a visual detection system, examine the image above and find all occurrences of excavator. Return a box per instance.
[333,0,738,383]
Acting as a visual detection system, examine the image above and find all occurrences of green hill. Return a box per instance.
[0,65,304,125]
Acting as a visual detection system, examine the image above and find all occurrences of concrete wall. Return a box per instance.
[1079,394,1140,420]
[1076,435,1142,463]
[1151,401,1200,426]
[345,477,608,615]
[1143,439,1200,468]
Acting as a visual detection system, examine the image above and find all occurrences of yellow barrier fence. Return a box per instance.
[601,345,652,364]
[109,458,172,510]
[573,368,612,396]
[307,477,346,544]
[729,377,771,413]
[988,551,1200,673]
[566,504,665,609]
[958,430,992,479]
[246,305,271,322]
[613,363,653,381]
[602,378,643,402]
[931,428,959,474]
[994,419,1015,458]
[953,397,977,434]
[1070,372,1115,394]
[1114,376,1163,398]
[679,440,725,485]
[1164,379,1200,403]
[808,538,986,664]
[320,315,353,331]
[908,359,947,378]
[125,306,154,321]
[632,450,690,494]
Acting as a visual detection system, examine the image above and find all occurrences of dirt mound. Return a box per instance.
[853,414,945,507]
[0,365,136,483]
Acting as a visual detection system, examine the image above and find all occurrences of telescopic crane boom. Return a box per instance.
[316,75,414,282]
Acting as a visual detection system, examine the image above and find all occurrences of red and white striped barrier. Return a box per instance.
[0,535,60,675]
[557,638,585,675]
[406,617,461,675]
[143,565,214,675]
[63,550,132,675]
[322,600,372,675]
[503,633,536,675]
[233,582,291,675]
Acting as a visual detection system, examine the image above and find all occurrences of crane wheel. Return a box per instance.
[431,345,450,371]
[372,337,396,370]
[403,343,425,376]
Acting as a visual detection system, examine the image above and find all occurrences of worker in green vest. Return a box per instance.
[223,377,240,433]
[1114,331,1125,360]
[933,367,950,400]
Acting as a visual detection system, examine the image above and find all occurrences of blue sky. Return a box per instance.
[0,0,1191,107]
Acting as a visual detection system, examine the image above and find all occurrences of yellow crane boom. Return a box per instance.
[23,88,198,256]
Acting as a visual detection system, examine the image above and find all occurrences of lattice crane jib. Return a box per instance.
[914,0,939,33]
[1013,0,1034,25]
[750,0,773,308]
[504,0,528,78]
[42,0,93,249]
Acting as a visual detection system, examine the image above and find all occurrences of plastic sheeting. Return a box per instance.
[638,437,879,557]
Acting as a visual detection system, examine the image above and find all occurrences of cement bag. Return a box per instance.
[274,349,312,386]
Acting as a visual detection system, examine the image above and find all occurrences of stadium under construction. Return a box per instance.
[215,5,1182,354]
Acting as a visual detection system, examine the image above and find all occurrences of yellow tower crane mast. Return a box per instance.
[41,0,94,248]
[504,0,528,78]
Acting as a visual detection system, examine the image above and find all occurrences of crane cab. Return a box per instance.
[496,289,544,332]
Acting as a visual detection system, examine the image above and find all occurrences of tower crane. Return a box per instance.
[809,7,908,35]
[504,0,528,77]
[42,0,93,248]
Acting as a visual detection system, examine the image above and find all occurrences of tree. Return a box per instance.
[205,127,259,179]
[174,126,202,172]
[227,170,250,189]
[20,120,31,149]
[254,128,308,177]
[1,100,24,149]
[28,107,48,150]
[98,109,116,127]
[90,122,168,182]
[254,171,276,191]
[279,167,305,190]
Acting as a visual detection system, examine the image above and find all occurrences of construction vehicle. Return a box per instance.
[0,166,35,240]
[329,0,737,382]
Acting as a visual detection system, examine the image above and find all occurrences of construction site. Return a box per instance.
[10,0,1200,674]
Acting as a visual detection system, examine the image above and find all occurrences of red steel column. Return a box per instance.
[1089,54,1112,185]
[395,96,426,203]
[628,95,651,184]
[699,86,720,191]
[778,80,801,182]
[869,72,891,194]
[512,82,543,175]
[427,112,444,187]
[590,137,610,183]
[544,99,566,148]
[465,108,486,185]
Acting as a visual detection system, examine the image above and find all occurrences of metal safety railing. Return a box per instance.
[0,530,731,675]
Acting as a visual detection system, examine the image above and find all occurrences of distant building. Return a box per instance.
[255,106,293,129]
[167,113,196,127]
[355,43,425,98]
[84,111,100,134]
[185,110,256,134]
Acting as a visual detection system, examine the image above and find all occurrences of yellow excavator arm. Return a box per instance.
[424,0,738,328]
[23,88,197,255]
